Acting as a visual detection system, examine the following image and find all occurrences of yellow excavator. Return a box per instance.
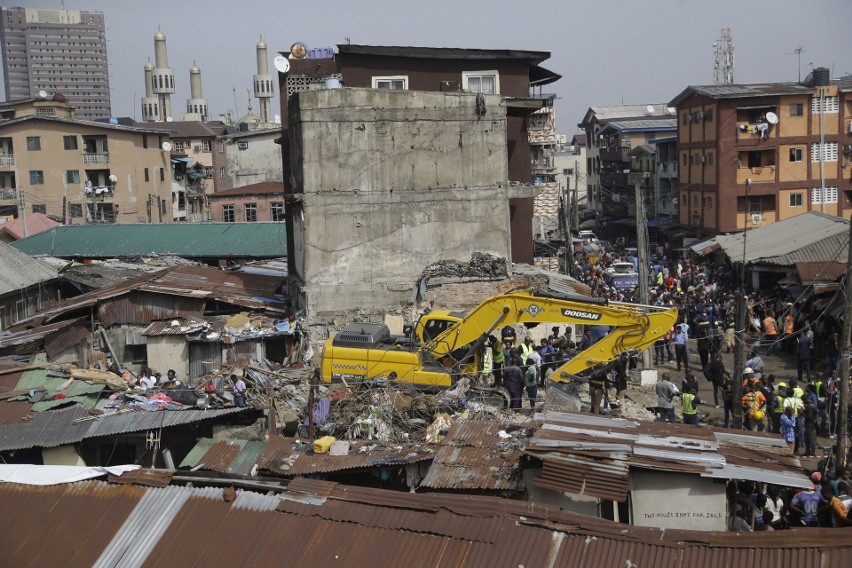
[321,289,677,393]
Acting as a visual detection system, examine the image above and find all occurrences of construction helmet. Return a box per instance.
[752,410,766,421]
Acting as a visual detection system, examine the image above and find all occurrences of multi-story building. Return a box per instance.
[0,7,110,120]
[208,182,284,223]
[143,120,234,222]
[578,105,676,224]
[218,128,283,192]
[669,71,852,233]
[279,43,561,265]
[0,98,171,225]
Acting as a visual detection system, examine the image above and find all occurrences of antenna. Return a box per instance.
[713,28,735,85]
[785,46,805,82]
[273,55,290,73]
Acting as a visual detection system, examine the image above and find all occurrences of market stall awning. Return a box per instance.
[690,238,720,256]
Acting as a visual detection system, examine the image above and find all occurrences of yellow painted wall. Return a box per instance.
[778,188,808,219]
[778,144,808,181]
[702,191,717,229]
[782,95,808,137]
[679,151,689,184]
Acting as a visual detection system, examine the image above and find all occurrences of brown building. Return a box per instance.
[208,182,284,223]
[669,72,852,234]
[278,44,560,265]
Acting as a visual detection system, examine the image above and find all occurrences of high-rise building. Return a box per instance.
[0,7,111,120]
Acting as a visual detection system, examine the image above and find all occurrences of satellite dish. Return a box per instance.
[646,105,655,115]
[666,106,676,115]
[161,142,172,151]
[765,112,778,125]
[273,55,290,73]
[38,90,48,99]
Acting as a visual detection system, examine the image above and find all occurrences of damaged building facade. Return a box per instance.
[287,88,518,326]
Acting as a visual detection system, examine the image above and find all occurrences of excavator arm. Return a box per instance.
[425,289,677,382]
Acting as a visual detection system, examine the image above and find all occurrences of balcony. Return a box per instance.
[0,187,19,202]
[628,171,654,189]
[736,165,776,184]
[186,184,206,197]
[0,154,14,167]
[599,147,630,163]
[531,158,556,175]
[600,172,629,188]
[83,152,109,164]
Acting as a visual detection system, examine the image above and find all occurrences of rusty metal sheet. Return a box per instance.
[143,317,208,336]
[0,400,33,424]
[44,318,90,359]
[200,439,245,472]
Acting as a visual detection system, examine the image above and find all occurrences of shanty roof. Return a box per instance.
[691,212,848,265]
[0,403,256,452]
[0,242,57,296]
[0,212,61,241]
[796,260,847,284]
[0,477,848,568]
[11,222,287,259]
[5,264,285,335]
[526,410,810,502]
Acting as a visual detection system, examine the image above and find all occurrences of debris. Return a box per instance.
[313,436,336,454]
[425,413,453,444]
[329,440,350,456]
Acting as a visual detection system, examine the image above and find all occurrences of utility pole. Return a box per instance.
[634,180,651,369]
[733,192,751,430]
[18,188,27,238]
[573,161,580,230]
[836,217,852,470]
[563,179,575,277]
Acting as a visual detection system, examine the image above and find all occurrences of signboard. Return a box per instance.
[609,275,639,290]
[630,471,726,531]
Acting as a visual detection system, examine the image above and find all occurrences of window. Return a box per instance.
[173,141,185,152]
[462,70,499,94]
[703,196,713,209]
[66,169,80,183]
[707,152,713,165]
[811,142,838,162]
[271,202,284,222]
[704,109,713,122]
[811,186,838,204]
[244,203,258,222]
[144,168,149,182]
[789,193,803,207]
[790,103,804,117]
[160,168,165,182]
[789,147,803,162]
[682,113,689,125]
[203,167,214,178]
[372,75,408,90]
[63,135,77,150]
[29,170,44,184]
[682,153,688,166]
[202,140,211,152]
[811,95,839,114]
[26,136,41,151]
[220,167,225,179]
[237,141,248,150]
[748,195,762,214]
[69,203,83,217]
[217,141,224,153]
[31,204,46,214]
[143,134,148,149]
[222,204,234,222]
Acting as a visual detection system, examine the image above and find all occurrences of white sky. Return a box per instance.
[3,0,850,133]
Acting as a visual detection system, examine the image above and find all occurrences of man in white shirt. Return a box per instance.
[673,324,690,373]
[232,374,247,408]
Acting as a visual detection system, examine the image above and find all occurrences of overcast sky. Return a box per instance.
[3,0,850,133]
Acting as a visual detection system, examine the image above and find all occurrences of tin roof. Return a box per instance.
[526,410,810,502]
[669,82,815,107]
[795,261,847,284]
[11,222,287,259]
[207,182,284,199]
[694,212,848,266]
[0,213,62,242]
[0,403,256,451]
[0,242,57,296]
[420,420,531,490]
[0,478,849,567]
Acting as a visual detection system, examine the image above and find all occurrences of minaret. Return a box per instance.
[151,28,175,121]
[140,58,159,122]
[186,61,209,121]
[253,36,273,124]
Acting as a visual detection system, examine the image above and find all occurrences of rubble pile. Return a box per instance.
[419,252,508,281]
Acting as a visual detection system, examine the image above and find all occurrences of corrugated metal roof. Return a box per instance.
[143,317,208,336]
[1,479,849,568]
[421,420,531,490]
[708,212,848,266]
[796,260,847,283]
[0,403,255,451]
[526,409,811,500]
[11,222,287,259]
[585,104,672,122]
[669,82,814,107]
[0,242,57,296]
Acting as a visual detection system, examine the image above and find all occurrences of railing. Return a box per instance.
[83,152,109,164]
[0,154,14,166]
[736,122,773,140]
[736,165,776,184]
[185,184,206,196]
[599,147,630,163]
[0,187,18,201]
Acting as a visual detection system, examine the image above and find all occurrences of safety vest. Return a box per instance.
[763,317,778,335]
[812,380,823,398]
[520,343,534,360]
[792,387,804,400]
[682,393,698,415]
[774,395,785,413]
[784,317,795,335]
[492,345,505,364]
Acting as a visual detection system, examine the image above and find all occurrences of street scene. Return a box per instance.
[0,1,850,565]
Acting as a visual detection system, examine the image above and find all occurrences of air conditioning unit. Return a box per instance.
[751,213,763,225]
[238,141,249,150]
[193,145,201,151]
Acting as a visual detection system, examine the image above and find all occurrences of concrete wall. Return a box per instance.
[221,130,283,190]
[146,336,189,379]
[289,88,512,324]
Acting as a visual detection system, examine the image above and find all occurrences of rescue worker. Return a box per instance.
[589,370,608,415]
[523,356,539,411]
[490,335,504,389]
[742,386,767,432]
[772,381,788,434]
[763,310,779,353]
[682,386,702,426]
[655,373,680,423]
[503,353,524,410]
